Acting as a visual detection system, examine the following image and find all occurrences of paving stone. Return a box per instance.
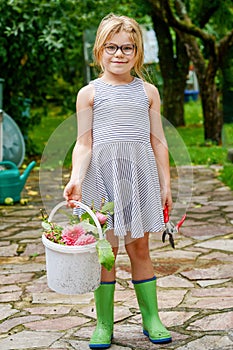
[182,224,233,240]
[0,330,61,349]
[0,273,34,284]
[198,251,233,262]
[173,238,194,248]
[151,249,201,260]
[181,264,233,280]
[0,291,22,302]
[113,324,188,349]
[197,279,231,287]
[0,243,18,256]
[25,277,49,293]
[24,315,89,331]
[157,289,187,308]
[69,340,132,350]
[181,295,233,309]
[226,212,233,219]
[158,310,198,327]
[157,275,194,288]
[195,239,233,252]
[21,242,45,256]
[0,166,233,349]
[0,315,44,333]
[51,339,83,350]
[187,311,233,330]
[9,229,42,240]
[222,206,233,212]
[208,216,227,224]
[0,263,45,274]
[0,304,19,321]
[188,205,220,213]
[0,241,11,247]
[0,284,21,293]
[24,305,72,315]
[32,291,94,305]
[209,200,233,207]
[191,287,233,297]
[176,335,233,350]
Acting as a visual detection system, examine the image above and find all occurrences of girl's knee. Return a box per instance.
[125,235,150,261]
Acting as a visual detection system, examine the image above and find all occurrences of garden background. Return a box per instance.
[0,0,232,189]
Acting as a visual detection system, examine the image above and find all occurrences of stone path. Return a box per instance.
[0,165,232,350]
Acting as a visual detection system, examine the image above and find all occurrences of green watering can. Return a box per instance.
[0,160,36,204]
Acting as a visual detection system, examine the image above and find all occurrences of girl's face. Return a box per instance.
[101,30,136,78]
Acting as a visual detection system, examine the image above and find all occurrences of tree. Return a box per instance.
[0,0,103,152]
[161,0,233,144]
[149,1,189,126]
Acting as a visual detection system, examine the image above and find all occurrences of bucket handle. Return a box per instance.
[48,200,104,240]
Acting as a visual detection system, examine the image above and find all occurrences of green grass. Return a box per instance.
[181,100,233,189]
[218,164,233,190]
[29,105,73,154]
[29,100,233,189]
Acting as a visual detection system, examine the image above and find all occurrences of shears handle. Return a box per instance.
[163,205,169,224]
[176,213,187,230]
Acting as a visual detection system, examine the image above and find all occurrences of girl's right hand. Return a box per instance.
[63,181,82,205]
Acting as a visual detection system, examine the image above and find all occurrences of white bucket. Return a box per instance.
[42,201,103,295]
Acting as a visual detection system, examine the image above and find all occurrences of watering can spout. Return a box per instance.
[20,161,36,189]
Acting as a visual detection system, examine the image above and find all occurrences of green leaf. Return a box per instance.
[96,239,115,272]
[81,212,95,225]
[41,221,51,230]
[101,202,114,215]
[80,220,98,236]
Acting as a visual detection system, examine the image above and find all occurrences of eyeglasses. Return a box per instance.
[104,43,135,56]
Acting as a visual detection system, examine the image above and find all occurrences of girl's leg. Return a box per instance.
[125,232,154,280]
[126,233,172,344]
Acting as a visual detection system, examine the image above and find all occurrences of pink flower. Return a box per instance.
[62,224,86,246]
[95,212,107,225]
[75,234,96,246]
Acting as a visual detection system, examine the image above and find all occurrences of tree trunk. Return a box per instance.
[221,45,233,123]
[151,11,189,126]
[183,36,223,144]
[163,77,187,126]
[201,77,223,144]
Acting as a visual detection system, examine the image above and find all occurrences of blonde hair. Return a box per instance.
[93,13,144,79]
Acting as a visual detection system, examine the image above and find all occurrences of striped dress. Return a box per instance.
[81,77,164,239]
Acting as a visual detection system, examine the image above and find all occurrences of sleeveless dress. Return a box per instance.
[80,77,164,239]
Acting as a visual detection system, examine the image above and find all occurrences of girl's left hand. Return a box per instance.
[63,181,82,206]
[161,187,172,213]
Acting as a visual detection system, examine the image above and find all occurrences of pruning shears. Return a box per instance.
[162,205,186,248]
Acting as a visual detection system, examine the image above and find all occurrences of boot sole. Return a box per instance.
[89,335,113,349]
[143,329,172,344]
[89,345,111,349]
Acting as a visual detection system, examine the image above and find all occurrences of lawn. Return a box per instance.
[29,100,233,189]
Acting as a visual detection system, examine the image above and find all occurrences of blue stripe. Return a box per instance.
[132,276,157,284]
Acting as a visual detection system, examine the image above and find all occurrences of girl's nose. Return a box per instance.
[115,47,124,56]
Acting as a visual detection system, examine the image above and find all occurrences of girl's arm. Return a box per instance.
[144,82,172,213]
[63,84,94,203]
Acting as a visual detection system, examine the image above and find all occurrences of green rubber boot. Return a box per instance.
[133,277,172,344]
[89,282,115,349]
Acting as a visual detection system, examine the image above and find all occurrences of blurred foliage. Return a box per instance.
[218,164,233,190]
[0,0,233,153]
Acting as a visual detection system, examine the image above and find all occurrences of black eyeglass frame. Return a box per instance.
[103,43,135,55]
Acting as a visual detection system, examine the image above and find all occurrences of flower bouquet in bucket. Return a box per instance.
[41,200,115,295]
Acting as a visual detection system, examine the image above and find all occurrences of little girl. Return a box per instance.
[63,13,172,349]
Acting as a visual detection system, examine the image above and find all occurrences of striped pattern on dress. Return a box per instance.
[77,77,165,239]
